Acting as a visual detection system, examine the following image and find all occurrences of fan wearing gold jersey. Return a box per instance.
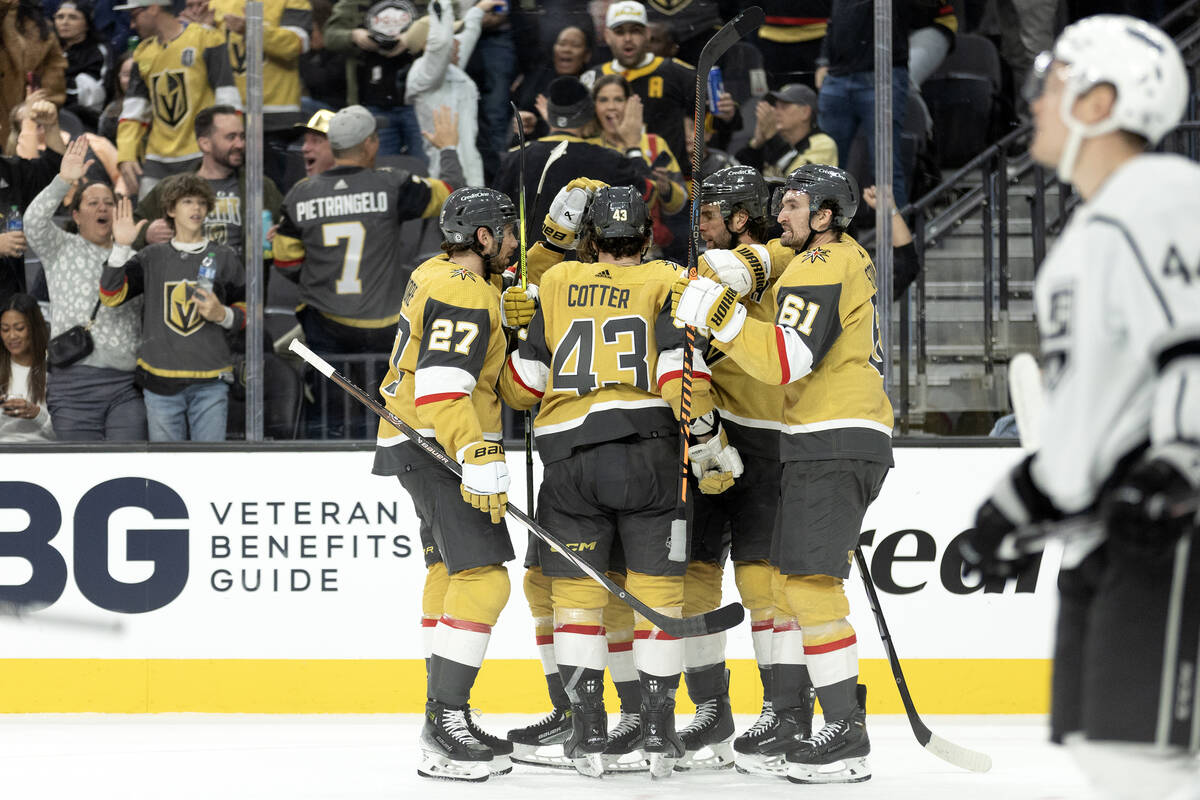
[370,186,535,784]
[499,185,714,780]
[673,164,893,785]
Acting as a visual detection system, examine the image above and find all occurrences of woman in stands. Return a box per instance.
[0,293,54,441]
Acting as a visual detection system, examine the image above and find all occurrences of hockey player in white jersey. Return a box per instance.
[959,15,1200,800]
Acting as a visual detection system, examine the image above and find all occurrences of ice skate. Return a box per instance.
[417,701,493,783]
[734,699,776,752]
[674,694,735,770]
[602,712,649,773]
[785,685,871,784]
[465,707,513,776]
[641,682,684,779]
[506,707,574,769]
[733,689,813,777]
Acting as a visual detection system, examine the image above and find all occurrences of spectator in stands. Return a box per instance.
[24,136,146,440]
[53,0,110,131]
[299,0,347,116]
[103,175,245,442]
[0,0,67,147]
[0,293,54,441]
[7,95,128,199]
[405,0,501,187]
[755,0,831,89]
[295,108,335,176]
[910,2,956,88]
[646,20,677,59]
[115,0,241,198]
[132,105,284,264]
[816,0,911,207]
[208,0,313,193]
[98,51,134,143]
[736,83,837,178]
[494,75,657,248]
[462,0,518,178]
[644,0,727,66]
[589,73,685,256]
[513,24,591,141]
[324,0,425,159]
[0,95,64,310]
[863,184,921,300]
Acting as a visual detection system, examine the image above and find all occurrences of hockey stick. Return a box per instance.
[853,547,994,773]
[1008,352,1044,452]
[511,101,535,515]
[289,339,745,639]
[1007,492,1200,556]
[670,5,766,562]
[0,601,124,633]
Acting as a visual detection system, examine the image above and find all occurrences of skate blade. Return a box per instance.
[786,756,871,784]
[489,755,513,776]
[510,743,575,770]
[417,751,491,783]
[674,741,735,771]
[733,753,787,777]
[571,753,605,778]
[648,752,679,779]
[603,749,650,773]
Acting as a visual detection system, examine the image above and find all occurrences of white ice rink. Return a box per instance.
[0,713,1096,799]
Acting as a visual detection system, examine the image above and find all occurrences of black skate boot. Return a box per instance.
[785,684,871,784]
[733,687,814,777]
[640,676,684,779]
[506,707,574,769]
[603,712,649,773]
[675,693,735,771]
[465,708,513,776]
[417,701,493,782]
[564,675,607,778]
[734,699,776,752]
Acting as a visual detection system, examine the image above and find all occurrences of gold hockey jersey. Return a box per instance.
[714,234,894,465]
[373,255,507,471]
[118,23,242,174]
[500,257,713,464]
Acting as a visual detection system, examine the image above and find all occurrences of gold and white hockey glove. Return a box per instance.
[500,284,538,328]
[688,412,744,495]
[700,245,771,298]
[542,177,608,249]
[459,441,509,524]
[672,274,747,342]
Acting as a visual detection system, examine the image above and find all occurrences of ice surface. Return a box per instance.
[0,713,1092,799]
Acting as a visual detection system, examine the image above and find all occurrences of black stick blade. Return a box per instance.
[732,6,766,37]
[657,601,745,638]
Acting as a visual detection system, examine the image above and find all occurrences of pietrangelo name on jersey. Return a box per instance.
[567,284,631,308]
[293,191,390,222]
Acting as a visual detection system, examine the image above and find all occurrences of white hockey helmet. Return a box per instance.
[1027,14,1188,181]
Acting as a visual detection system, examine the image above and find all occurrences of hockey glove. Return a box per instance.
[1102,444,1200,563]
[688,412,744,495]
[958,455,1060,580]
[672,274,747,343]
[459,441,510,524]
[542,177,609,249]
[700,245,771,299]
[500,284,538,328]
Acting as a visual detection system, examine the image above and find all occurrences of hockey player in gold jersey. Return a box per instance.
[499,185,714,779]
[673,164,893,784]
[371,186,535,783]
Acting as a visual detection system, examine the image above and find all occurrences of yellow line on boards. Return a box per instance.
[0,658,1051,714]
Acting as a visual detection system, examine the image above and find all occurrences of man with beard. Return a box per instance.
[132,104,283,264]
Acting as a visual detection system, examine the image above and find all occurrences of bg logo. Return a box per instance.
[0,478,189,613]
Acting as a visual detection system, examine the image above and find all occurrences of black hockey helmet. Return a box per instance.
[584,185,650,240]
[702,165,769,222]
[771,163,859,229]
[440,187,518,246]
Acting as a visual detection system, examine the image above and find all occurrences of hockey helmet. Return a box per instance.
[585,185,650,240]
[702,165,769,222]
[440,187,518,246]
[771,163,859,229]
[1025,15,1187,180]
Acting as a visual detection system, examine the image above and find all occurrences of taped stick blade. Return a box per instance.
[657,601,745,638]
[925,732,993,773]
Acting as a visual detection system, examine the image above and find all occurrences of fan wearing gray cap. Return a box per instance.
[273,103,461,357]
[736,84,837,181]
[494,75,657,262]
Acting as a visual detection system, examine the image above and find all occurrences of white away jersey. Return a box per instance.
[1030,153,1200,514]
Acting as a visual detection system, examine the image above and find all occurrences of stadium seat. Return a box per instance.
[922,33,1003,168]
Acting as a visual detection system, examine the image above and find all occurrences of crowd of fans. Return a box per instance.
[0,0,1170,442]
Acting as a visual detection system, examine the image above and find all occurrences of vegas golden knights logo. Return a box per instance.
[164,280,205,336]
[648,0,693,14]
[230,37,247,75]
[151,71,190,126]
